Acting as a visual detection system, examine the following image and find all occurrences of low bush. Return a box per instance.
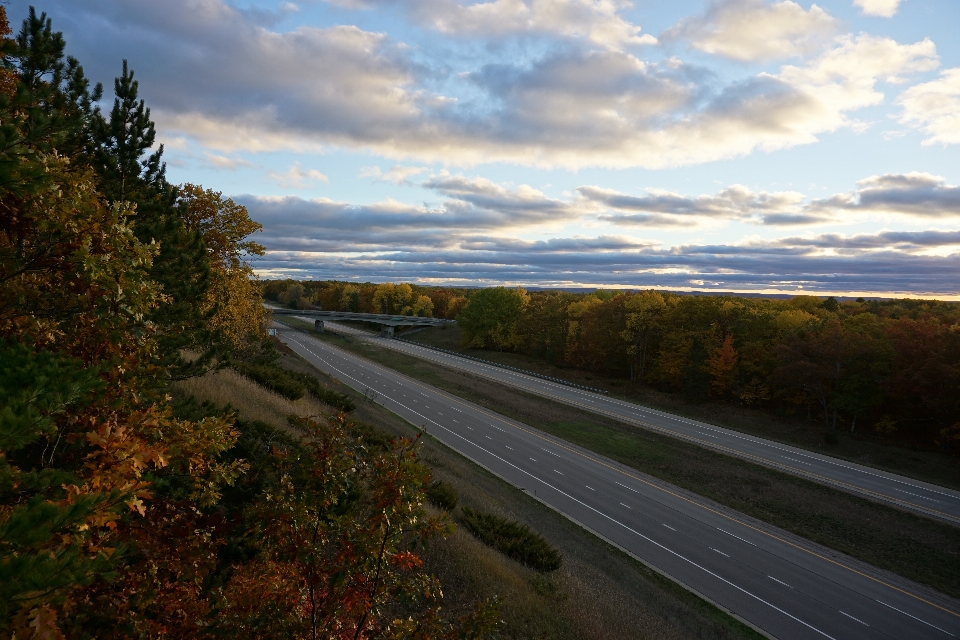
[232,361,305,400]
[288,370,356,412]
[231,362,356,412]
[426,480,459,511]
[459,508,562,572]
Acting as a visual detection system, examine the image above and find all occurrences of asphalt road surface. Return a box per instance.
[312,320,960,525]
[275,323,960,640]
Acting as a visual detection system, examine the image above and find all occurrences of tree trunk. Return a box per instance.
[850,415,857,433]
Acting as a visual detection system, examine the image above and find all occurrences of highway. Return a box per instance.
[313,320,960,525]
[275,323,960,640]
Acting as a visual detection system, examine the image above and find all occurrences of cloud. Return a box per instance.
[205,153,254,170]
[268,163,330,189]
[409,0,657,51]
[582,172,960,225]
[237,171,960,294]
[360,165,428,184]
[251,227,960,295]
[853,0,901,18]
[663,0,839,62]
[809,172,960,217]
[772,228,960,250]
[897,68,960,146]
[237,173,583,250]
[421,172,578,223]
[46,1,939,170]
[579,184,808,226]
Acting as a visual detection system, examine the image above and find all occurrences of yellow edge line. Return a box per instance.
[302,329,960,619]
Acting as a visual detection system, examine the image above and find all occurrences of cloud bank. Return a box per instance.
[45,0,940,169]
[238,172,960,294]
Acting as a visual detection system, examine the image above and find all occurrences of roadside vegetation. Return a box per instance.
[301,325,960,599]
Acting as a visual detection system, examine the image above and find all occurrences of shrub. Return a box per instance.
[230,363,356,412]
[288,371,356,412]
[426,480,459,511]
[232,362,305,400]
[459,508,562,572]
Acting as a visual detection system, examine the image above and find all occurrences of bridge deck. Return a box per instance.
[270,309,454,327]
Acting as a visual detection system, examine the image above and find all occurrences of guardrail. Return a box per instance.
[392,337,609,395]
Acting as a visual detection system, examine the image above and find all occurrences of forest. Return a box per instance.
[270,279,960,451]
[0,8,496,638]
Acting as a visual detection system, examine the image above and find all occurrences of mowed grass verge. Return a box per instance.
[301,324,960,599]
[182,334,765,639]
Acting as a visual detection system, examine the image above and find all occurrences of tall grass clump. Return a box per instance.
[232,361,355,412]
[426,480,459,511]
[460,508,562,572]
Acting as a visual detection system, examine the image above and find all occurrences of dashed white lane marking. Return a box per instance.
[505,446,513,450]
[838,611,869,626]
[554,469,563,475]
[620,502,632,509]
[663,524,677,531]
[529,458,537,462]
[585,485,595,491]
[712,548,730,558]
[768,576,792,588]
[718,528,757,547]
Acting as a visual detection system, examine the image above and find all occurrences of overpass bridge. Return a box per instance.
[269,309,454,337]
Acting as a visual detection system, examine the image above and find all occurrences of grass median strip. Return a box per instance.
[405,324,960,492]
[302,325,960,600]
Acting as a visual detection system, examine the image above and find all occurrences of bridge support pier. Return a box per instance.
[380,325,394,338]
[314,320,324,332]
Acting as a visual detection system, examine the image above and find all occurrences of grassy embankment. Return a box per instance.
[287,319,960,600]
[170,346,764,640]
[406,324,960,492]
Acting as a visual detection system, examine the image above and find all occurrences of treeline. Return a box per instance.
[1,8,493,638]
[456,287,960,449]
[264,279,469,318]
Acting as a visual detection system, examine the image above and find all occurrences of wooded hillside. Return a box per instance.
[0,8,495,638]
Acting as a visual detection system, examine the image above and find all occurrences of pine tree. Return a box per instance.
[93,59,164,202]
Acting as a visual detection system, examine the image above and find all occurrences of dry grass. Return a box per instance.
[170,367,330,430]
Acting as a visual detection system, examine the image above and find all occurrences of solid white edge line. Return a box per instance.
[876,601,956,637]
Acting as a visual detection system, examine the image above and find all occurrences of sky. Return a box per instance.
[10,0,960,297]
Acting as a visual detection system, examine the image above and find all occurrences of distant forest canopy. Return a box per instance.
[264,279,470,318]
[271,280,960,450]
